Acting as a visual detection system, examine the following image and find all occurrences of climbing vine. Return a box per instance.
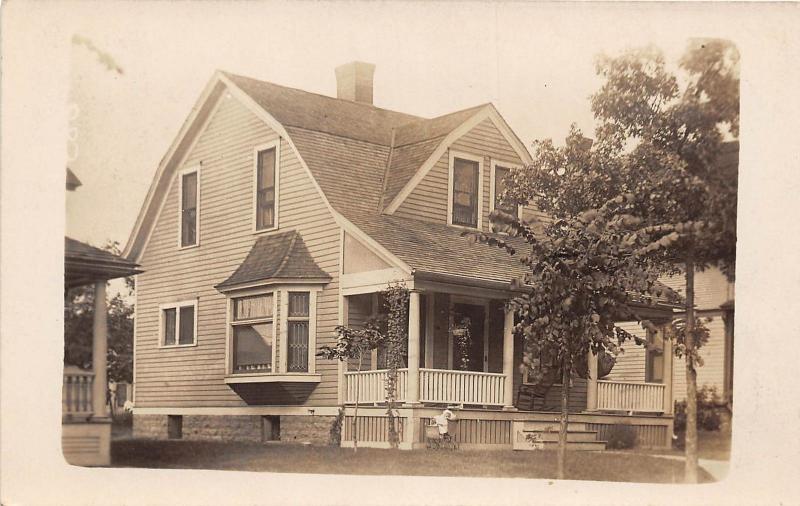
[451,315,472,371]
[382,282,409,449]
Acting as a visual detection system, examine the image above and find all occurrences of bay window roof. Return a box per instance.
[215,230,330,292]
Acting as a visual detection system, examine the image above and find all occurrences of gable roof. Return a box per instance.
[223,72,421,146]
[216,231,330,291]
[125,70,533,291]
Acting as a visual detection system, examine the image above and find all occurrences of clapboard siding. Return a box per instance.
[135,93,341,408]
[395,118,523,231]
[672,309,727,401]
[659,267,734,311]
[607,322,648,383]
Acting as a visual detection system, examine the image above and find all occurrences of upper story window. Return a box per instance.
[490,161,519,218]
[179,167,199,248]
[231,293,275,373]
[254,140,280,232]
[448,151,483,229]
[160,300,198,347]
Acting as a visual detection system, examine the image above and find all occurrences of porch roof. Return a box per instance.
[65,237,141,289]
[216,231,330,291]
[349,212,530,286]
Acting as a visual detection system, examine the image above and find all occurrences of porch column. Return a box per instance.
[337,295,349,405]
[92,280,108,418]
[502,306,515,410]
[586,350,599,411]
[406,290,421,405]
[662,325,674,414]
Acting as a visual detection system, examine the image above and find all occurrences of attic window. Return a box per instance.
[448,151,483,229]
[255,140,280,232]
[179,167,199,248]
[492,165,518,218]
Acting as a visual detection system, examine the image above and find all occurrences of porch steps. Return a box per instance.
[512,420,607,451]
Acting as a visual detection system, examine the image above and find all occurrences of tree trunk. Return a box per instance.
[352,353,363,453]
[684,257,699,482]
[557,360,570,480]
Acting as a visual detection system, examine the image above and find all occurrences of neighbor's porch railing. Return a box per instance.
[596,380,665,413]
[63,369,95,417]
[344,368,408,404]
[420,368,506,406]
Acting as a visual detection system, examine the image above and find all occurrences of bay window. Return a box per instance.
[231,293,275,373]
[286,292,310,373]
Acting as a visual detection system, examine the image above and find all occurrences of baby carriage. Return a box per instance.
[425,418,460,450]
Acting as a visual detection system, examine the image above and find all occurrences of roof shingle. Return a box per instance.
[216,231,330,291]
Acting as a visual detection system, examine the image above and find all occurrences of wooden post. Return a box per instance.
[406,291,421,405]
[502,306,515,410]
[424,294,435,369]
[586,350,599,411]
[92,280,108,418]
[337,295,349,405]
[662,324,674,415]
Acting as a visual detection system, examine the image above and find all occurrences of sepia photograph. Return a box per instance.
[2,2,799,505]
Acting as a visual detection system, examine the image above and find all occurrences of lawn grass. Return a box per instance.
[111,439,714,483]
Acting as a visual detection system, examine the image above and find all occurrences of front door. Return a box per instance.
[451,303,486,372]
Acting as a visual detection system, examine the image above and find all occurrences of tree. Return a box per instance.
[318,283,409,451]
[591,39,739,482]
[64,241,135,383]
[317,321,383,452]
[504,40,738,481]
[469,198,674,480]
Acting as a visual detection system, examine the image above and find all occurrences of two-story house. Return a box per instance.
[124,62,679,450]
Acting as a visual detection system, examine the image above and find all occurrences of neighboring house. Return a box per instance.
[64,169,141,465]
[660,267,735,404]
[124,62,678,449]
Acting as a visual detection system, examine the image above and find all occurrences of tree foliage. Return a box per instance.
[498,39,738,482]
[469,199,677,479]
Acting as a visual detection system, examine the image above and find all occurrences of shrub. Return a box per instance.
[673,385,722,435]
[606,423,637,449]
[329,406,345,446]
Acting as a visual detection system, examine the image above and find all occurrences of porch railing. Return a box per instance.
[63,369,95,417]
[420,368,505,406]
[597,380,665,413]
[344,368,507,406]
[344,368,408,404]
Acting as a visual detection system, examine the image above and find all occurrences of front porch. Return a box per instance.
[337,277,675,449]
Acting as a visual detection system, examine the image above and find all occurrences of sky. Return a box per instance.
[65,2,721,255]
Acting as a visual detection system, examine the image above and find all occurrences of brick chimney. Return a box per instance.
[335,61,375,104]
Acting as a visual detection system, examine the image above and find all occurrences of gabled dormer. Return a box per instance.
[380,104,531,233]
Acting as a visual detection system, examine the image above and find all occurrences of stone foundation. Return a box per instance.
[280,415,335,444]
[183,415,262,442]
[133,414,169,440]
[133,413,335,445]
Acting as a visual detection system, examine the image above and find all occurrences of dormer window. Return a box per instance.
[490,160,522,227]
[448,151,483,229]
[254,140,280,232]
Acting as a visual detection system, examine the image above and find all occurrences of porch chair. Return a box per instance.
[516,383,553,411]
